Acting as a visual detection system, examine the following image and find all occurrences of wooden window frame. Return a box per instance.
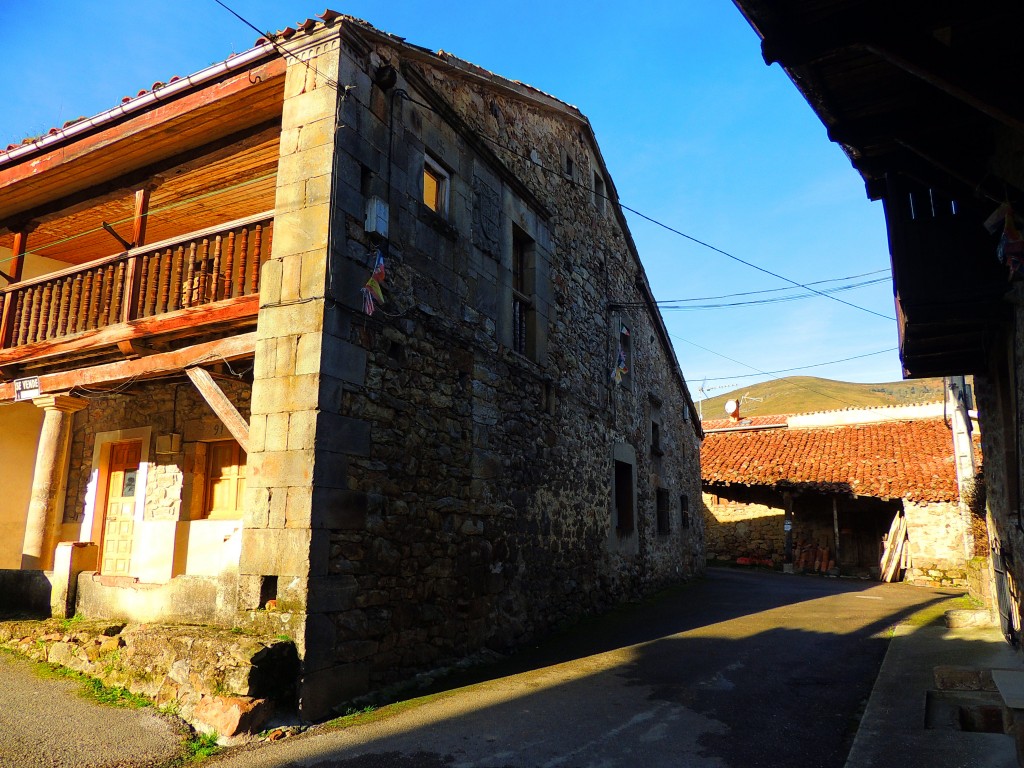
[423,153,450,217]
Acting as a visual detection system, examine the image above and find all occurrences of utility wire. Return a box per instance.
[655,268,889,303]
[659,277,890,310]
[700,347,898,382]
[670,330,865,409]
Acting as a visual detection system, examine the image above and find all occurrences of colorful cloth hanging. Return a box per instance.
[986,203,1024,278]
[611,344,629,384]
[361,250,386,315]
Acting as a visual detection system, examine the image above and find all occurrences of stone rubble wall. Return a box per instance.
[0,618,297,738]
[903,500,969,588]
[702,493,784,563]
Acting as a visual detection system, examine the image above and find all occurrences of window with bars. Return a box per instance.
[512,226,535,358]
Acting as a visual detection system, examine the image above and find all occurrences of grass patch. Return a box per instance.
[59,613,85,631]
[183,732,220,761]
[35,664,150,708]
[901,594,983,628]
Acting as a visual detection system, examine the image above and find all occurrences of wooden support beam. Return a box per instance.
[116,339,160,359]
[0,230,28,347]
[185,366,250,453]
[0,332,256,402]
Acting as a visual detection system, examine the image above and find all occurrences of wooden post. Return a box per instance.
[0,230,28,347]
[832,497,841,570]
[783,491,794,566]
[120,188,151,323]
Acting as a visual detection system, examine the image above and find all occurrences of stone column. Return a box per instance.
[21,394,87,570]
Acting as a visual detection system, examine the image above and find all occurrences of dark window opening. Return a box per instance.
[614,460,634,534]
[657,488,671,535]
[512,226,535,358]
[651,421,663,456]
[680,494,690,529]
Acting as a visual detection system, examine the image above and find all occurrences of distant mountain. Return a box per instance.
[696,376,948,420]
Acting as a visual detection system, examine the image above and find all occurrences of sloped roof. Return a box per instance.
[701,417,959,503]
[701,414,790,431]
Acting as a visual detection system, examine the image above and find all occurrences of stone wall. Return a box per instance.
[253,25,703,717]
[903,500,969,588]
[702,489,785,563]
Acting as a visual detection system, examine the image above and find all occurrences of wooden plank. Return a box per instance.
[185,366,250,453]
[0,293,258,367]
[0,332,255,401]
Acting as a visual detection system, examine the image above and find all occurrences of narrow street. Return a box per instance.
[206,569,957,768]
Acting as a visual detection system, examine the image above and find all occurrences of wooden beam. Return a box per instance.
[185,366,250,453]
[116,340,160,359]
[131,187,151,248]
[0,293,257,367]
[0,332,256,402]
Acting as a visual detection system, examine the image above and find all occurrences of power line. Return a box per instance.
[657,268,890,302]
[659,277,890,310]
[669,331,866,409]
[700,347,898,381]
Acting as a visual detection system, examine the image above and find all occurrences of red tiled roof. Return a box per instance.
[701,418,959,503]
[701,414,790,431]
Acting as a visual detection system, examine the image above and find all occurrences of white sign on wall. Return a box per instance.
[13,376,40,401]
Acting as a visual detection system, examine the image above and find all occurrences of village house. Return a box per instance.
[730,1,1024,644]
[700,390,986,588]
[0,12,703,718]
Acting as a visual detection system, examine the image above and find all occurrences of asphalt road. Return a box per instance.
[208,568,959,768]
[0,651,183,768]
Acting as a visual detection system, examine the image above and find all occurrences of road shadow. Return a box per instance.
[207,572,973,768]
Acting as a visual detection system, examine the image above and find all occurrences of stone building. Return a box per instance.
[701,400,985,586]
[0,12,703,717]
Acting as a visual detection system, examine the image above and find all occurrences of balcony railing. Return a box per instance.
[0,212,273,358]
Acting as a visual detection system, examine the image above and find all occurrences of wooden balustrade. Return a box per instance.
[0,213,272,350]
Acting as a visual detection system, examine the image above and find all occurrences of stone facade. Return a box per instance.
[237,25,705,716]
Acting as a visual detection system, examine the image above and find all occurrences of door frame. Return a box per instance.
[82,427,151,553]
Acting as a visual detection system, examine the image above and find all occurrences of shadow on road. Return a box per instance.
[209,569,969,768]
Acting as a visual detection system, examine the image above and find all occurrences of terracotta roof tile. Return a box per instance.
[701,418,959,503]
[701,414,790,431]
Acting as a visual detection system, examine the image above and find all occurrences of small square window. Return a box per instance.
[423,154,449,216]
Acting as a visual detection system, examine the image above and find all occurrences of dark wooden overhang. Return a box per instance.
[731,0,1024,377]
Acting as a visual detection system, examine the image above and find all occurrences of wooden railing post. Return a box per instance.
[0,229,28,347]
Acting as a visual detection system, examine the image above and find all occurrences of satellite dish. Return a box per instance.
[725,399,739,418]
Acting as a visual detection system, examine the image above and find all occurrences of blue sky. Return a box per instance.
[0,1,901,404]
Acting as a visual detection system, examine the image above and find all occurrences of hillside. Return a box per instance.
[697,376,947,420]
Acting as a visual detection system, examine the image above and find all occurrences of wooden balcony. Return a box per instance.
[0,212,273,375]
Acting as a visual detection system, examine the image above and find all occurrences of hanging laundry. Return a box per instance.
[361,250,386,315]
[986,203,1024,277]
[611,344,629,384]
